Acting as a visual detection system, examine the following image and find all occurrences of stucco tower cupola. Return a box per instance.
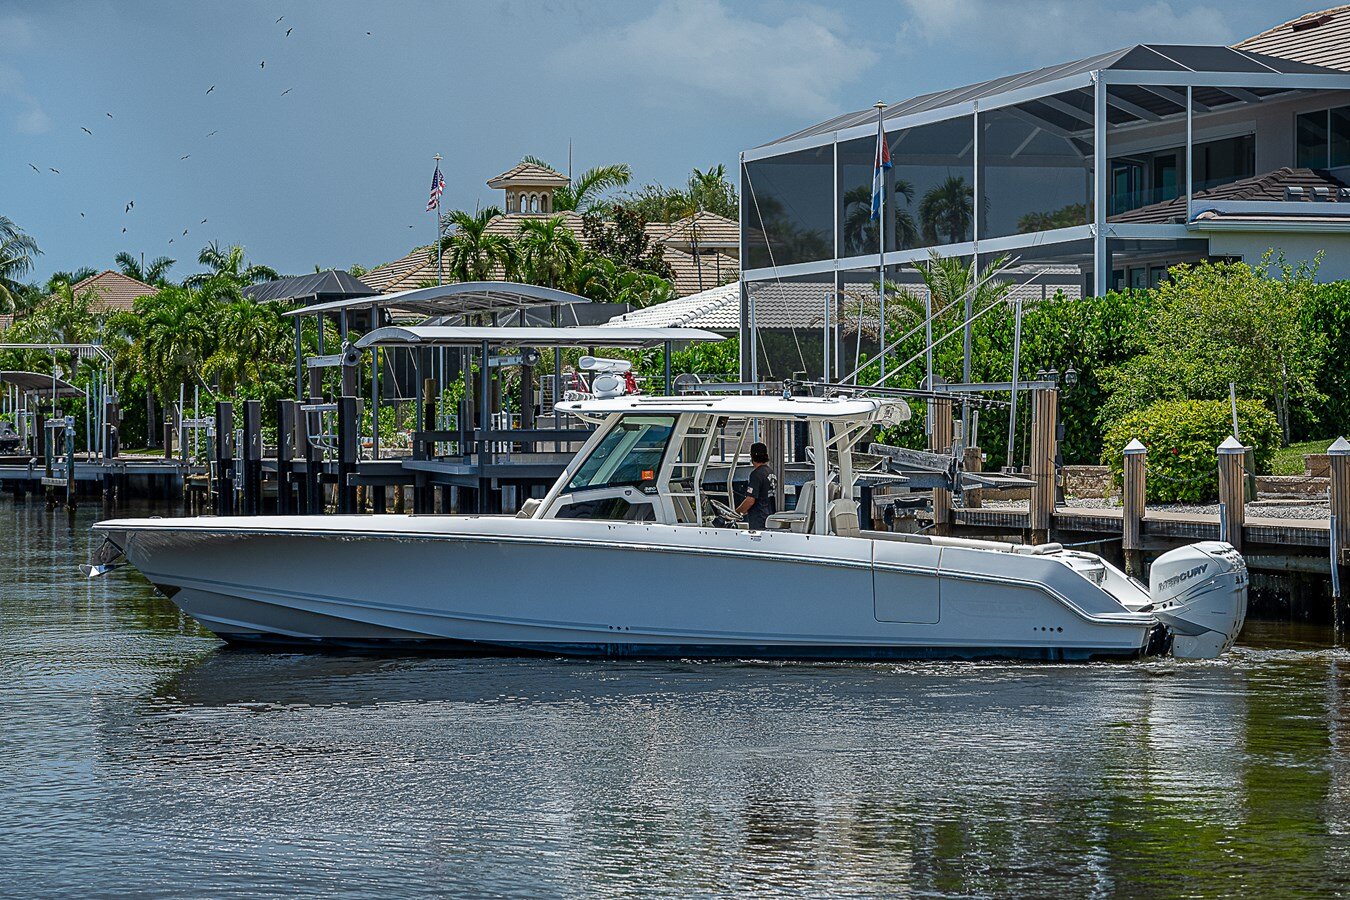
[487,162,571,214]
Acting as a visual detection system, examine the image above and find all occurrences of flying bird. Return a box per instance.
[121,227,127,233]
[49,167,59,174]
[182,229,188,236]
[366,31,371,35]
[200,218,207,224]
[180,154,190,160]
[285,27,292,36]
[125,201,134,212]
[206,85,215,94]
[260,60,265,69]
[106,112,113,118]
[28,163,39,173]
[206,130,218,137]
[80,212,85,218]
[276,15,283,22]
[281,88,292,96]
[81,126,92,135]
[168,238,174,244]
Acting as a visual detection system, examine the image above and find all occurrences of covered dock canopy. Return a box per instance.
[285,281,587,321]
[242,269,375,304]
[0,371,86,399]
[354,325,724,349]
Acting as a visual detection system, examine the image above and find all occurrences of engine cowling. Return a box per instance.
[1148,541,1248,659]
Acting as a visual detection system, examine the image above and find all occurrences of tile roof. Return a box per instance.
[65,270,157,312]
[365,212,738,299]
[1108,167,1349,224]
[646,212,740,249]
[1235,6,1350,71]
[603,269,1081,332]
[486,163,570,188]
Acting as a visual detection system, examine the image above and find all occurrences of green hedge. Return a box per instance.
[1102,400,1280,503]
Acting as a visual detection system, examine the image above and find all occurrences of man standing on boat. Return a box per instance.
[736,442,777,530]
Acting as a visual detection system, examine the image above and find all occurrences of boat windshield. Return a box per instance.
[566,415,675,493]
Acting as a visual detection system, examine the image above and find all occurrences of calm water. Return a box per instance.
[4,501,1350,898]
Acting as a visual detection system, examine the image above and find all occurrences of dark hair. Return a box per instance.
[750,442,769,463]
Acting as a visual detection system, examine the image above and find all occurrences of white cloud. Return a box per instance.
[556,0,878,117]
[0,11,36,49]
[0,66,50,135]
[896,0,1234,62]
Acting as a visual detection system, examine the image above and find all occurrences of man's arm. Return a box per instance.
[736,468,764,516]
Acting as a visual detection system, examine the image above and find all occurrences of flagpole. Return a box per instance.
[875,101,887,384]
[433,154,445,286]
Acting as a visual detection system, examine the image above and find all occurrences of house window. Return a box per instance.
[1296,105,1350,169]
[540,193,550,213]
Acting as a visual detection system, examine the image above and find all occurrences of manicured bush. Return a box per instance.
[1102,399,1280,503]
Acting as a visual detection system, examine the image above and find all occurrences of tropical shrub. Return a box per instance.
[1101,399,1280,503]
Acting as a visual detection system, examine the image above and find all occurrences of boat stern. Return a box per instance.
[1148,541,1248,659]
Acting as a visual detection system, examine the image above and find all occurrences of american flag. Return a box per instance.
[426,163,445,212]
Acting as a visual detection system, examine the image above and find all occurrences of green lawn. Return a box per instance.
[1268,438,1333,476]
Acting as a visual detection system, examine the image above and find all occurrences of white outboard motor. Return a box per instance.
[1148,541,1248,659]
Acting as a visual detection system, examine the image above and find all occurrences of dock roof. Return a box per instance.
[354,325,723,349]
[285,281,586,319]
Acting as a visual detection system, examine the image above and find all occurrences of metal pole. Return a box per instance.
[434,154,445,286]
[293,317,303,400]
[1007,295,1024,469]
[663,341,672,395]
[1186,86,1194,225]
[1092,70,1108,297]
[876,101,887,383]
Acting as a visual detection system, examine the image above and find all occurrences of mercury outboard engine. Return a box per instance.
[1148,541,1248,659]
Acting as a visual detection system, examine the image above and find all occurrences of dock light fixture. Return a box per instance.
[1064,366,1079,387]
[1047,368,1060,384]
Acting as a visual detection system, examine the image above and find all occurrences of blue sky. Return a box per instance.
[0,0,1321,282]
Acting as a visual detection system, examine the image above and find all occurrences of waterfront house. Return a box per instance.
[737,41,1350,379]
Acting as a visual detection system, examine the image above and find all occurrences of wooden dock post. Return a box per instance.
[213,401,235,516]
[1217,436,1245,551]
[1029,387,1058,544]
[276,399,296,515]
[929,396,953,535]
[337,396,358,515]
[1122,438,1146,577]
[414,376,436,514]
[162,419,175,460]
[963,445,982,509]
[242,399,262,516]
[1328,437,1350,626]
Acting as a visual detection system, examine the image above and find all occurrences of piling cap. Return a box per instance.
[1330,436,1350,456]
[1218,436,1245,453]
[1123,438,1146,453]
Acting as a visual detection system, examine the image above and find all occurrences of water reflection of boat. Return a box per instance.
[94,395,1247,660]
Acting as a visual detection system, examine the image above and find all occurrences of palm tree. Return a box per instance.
[0,216,41,313]
[132,285,216,398]
[43,268,99,293]
[910,251,1012,328]
[184,242,278,288]
[842,181,918,256]
[524,156,632,214]
[919,176,974,245]
[685,164,738,219]
[438,207,516,281]
[516,216,582,287]
[115,251,176,286]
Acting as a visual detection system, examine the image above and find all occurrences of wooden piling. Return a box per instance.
[213,401,235,516]
[1029,387,1058,544]
[337,396,358,515]
[414,376,437,514]
[963,445,982,509]
[276,399,296,515]
[163,419,175,460]
[242,399,262,516]
[1122,438,1146,577]
[1217,436,1245,551]
[929,396,953,536]
[1328,438,1350,625]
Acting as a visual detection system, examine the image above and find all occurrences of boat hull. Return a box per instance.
[95,515,1158,661]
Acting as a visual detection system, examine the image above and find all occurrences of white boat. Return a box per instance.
[91,394,1247,661]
